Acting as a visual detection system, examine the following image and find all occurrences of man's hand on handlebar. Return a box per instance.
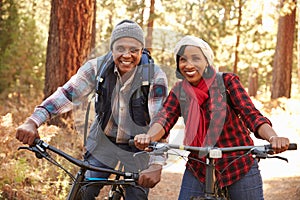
[138,164,162,188]
[16,118,40,146]
[133,134,152,150]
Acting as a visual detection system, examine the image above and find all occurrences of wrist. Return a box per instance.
[25,118,38,128]
[150,163,164,170]
[268,135,277,142]
[150,161,165,166]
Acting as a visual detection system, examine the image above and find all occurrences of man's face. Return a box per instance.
[112,37,143,76]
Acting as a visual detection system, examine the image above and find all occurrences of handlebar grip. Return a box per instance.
[288,143,297,150]
[128,139,135,146]
[34,138,41,145]
[267,143,297,150]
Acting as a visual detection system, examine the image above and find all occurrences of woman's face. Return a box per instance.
[112,37,143,76]
[178,45,208,86]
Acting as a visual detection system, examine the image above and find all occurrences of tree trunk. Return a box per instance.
[45,0,95,125]
[298,1,300,88]
[145,0,155,53]
[233,0,243,74]
[271,0,296,99]
[248,67,258,97]
[91,0,96,50]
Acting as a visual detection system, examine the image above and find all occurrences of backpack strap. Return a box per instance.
[140,48,154,100]
[216,72,238,116]
[83,52,112,146]
[216,72,231,107]
[95,51,113,98]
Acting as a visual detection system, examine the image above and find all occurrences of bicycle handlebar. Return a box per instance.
[158,142,297,153]
[129,139,297,160]
[18,139,139,180]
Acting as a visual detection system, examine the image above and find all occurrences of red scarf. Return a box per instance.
[183,73,216,146]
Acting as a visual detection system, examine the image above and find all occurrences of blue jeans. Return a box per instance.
[178,160,264,200]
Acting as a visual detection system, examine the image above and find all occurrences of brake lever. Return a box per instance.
[252,149,268,159]
[133,143,168,157]
[267,155,288,163]
[252,149,288,162]
[18,145,49,159]
[18,146,31,151]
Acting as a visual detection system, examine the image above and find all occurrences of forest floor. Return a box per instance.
[1,96,300,200]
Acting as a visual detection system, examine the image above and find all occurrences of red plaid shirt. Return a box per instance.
[154,73,271,187]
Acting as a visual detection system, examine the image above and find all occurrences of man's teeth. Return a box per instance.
[122,61,131,65]
[186,71,196,76]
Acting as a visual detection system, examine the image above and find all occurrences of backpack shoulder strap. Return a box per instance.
[95,52,113,95]
[216,72,237,114]
[216,72,225,94]
[84,52,112,146]
[140,48,154,98]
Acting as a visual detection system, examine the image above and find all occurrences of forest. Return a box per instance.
[0,0,300,199]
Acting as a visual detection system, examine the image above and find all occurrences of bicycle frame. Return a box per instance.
[138,141,297,200]
[18,139,139,200]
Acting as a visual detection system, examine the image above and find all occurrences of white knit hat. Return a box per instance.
[174,35,214,66]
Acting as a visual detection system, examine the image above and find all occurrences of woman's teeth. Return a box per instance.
[186,71,196,76]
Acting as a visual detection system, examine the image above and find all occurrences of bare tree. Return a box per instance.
[271,0,296,99]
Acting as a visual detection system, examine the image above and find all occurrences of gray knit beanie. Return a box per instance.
[110,19,145,50]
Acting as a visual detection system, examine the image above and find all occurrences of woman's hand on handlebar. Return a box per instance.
[134,123,166,150]
[133,134,151,150]
[258,123,290,154]
[16,118,40,146]
[269,136,290,154]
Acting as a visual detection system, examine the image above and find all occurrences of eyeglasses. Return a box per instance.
[114,46,142,56]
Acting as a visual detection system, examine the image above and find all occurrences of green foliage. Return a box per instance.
[156,0,299,94]
[1,0,296,101]
[91,0,297,94]
[0,0,46,102]
[0,0,20,94]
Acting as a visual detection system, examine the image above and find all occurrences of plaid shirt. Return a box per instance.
[154,73,271,187]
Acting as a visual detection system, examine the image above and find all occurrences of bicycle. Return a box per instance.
[129,140,297,200]
[18,139,144,200]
